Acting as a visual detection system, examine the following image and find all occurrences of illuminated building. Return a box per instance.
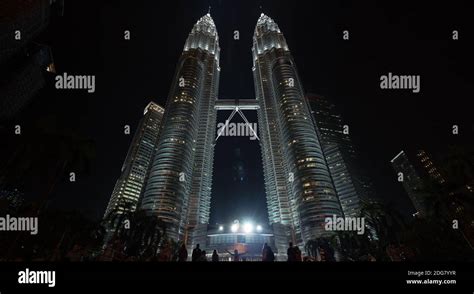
[107,13,344,254]
[307,94,376,218]
[252,14,342,251]
[104,102,164,225]
[205,220,276,261]
[415,149,446,185]
[140,13,220,243]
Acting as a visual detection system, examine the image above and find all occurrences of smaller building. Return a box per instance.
[390,150,429,217]
[103,102,165,238]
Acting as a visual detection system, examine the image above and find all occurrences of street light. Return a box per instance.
[256,225,262,232]
[219,225,224,231]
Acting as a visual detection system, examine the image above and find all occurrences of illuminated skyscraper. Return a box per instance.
[252,14,342,250]
[307,94,375,218]
[107,13,343,253]
[104,102,164,222]
[140,14,220,243]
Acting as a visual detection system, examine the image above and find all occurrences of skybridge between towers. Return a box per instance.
[214,99,260,142]
[214,99,260,110]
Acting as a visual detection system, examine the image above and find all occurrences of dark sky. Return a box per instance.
[10,0,472,223]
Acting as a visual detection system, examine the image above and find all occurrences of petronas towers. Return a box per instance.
[105,13,348,252]
[252,14,342,252]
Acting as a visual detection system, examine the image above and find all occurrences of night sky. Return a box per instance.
[8,0,472,224]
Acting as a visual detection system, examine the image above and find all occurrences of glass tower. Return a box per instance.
[307,94,375,218]
[104,102,165,222]
[252,14,342,249]
[140,14,220,243]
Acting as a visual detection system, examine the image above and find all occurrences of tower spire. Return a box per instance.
[208,5,211,15]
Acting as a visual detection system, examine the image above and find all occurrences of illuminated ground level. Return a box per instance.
[201,220,285,261]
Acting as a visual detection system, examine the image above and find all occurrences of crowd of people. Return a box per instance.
[177,242,303,262]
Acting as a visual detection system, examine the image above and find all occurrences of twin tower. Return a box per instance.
[105,13,343,253]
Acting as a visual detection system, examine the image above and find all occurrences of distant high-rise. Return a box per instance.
[415,149,446,185]
[307,94,375,218]
[140,14,220,243]
[307,94,354,155]
[252,14,342,250]
[391,150,427,217]
[104,102,164,223]
[401,148,473,246]
[324,145,360,217]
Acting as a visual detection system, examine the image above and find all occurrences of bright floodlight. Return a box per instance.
[256,225,262,232]
[218,225,224,231]
[243,223,254,234]
[231,223,239,233]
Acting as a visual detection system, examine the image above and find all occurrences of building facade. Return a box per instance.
[391,150,428,217]
[415,149,446,185]
[252,14,342,251]
[140,14,220,243]
[307,94,375,218]
[104,14,350,256]
[104,102,164,224]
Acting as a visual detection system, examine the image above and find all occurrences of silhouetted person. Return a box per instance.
[267,245,275,262]
[262,243,270,261]
[294,246,302,262]
[212,250,219,262]
[287,242,295,262]
[178,244,188,262]
[199,250,208,262]
[226,249,245,262]
[192,244,201,262]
